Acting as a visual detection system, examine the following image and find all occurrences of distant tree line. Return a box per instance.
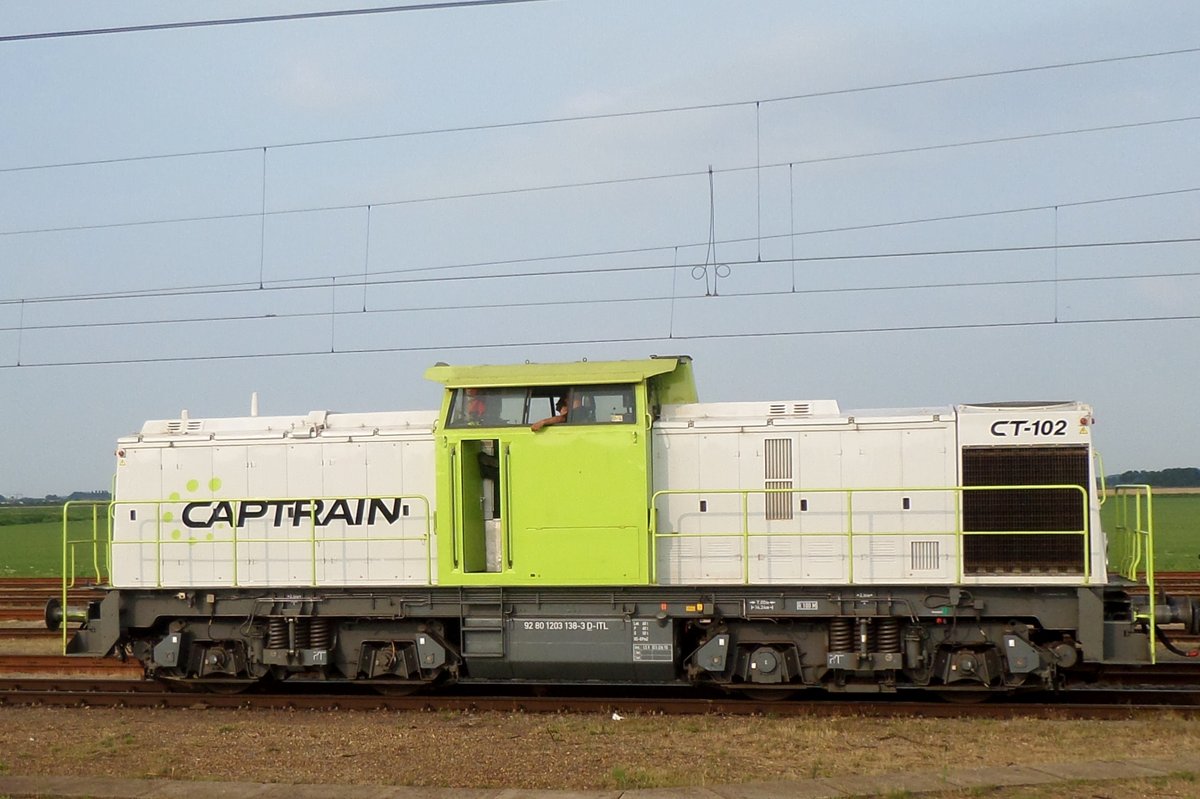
[0,490,111,505]
[1107,467,1200,488]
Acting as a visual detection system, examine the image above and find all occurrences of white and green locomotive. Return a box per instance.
[54,356,1199,695]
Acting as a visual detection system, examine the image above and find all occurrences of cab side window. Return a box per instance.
[447,384,636,427]
[447,388,526,427]
[571,385,636,424]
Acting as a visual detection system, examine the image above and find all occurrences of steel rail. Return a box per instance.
[2,681,1200,718]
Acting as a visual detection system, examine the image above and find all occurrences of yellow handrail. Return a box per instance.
[1111,484,1156,663]
[60,500,112,653]
[649,484,1092,583]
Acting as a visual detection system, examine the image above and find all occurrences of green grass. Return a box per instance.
[0,504,110,578]
[609,766,672,790]
[1101,493,1200,572]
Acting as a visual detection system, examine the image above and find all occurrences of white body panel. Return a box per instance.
[652,400,1103,587]
[111,410,438,589]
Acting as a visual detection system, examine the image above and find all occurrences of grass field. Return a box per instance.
[1,495,1196,578]
[0,504,110,578]
[1100,492,1200,572]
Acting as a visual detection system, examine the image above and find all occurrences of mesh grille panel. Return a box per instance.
[764,439,793,521]
[962,446,1089,574]
[765,480,793,520]
[764,439,792,479]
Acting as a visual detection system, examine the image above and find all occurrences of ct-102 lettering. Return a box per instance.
[989,419,1068,437]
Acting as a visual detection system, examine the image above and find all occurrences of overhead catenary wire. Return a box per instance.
[0,0,551,44]
[4,113,1198,241]
[3,205,1199,308]
[3,32,1197,372]
[3,313,1198,371]
[2,46,1198,174]
[3,265,1198,336]
[2,239,1200,333]
[3,39,1195,315]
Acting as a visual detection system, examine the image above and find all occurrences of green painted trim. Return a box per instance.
[425,357,688,388]
[650,357,699,405]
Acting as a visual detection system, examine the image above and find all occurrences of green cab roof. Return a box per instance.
[425,356,697,402]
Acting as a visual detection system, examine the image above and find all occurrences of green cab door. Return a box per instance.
[504,419,648,584]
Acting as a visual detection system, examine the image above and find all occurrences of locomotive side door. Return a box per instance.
[505,383,649,585]
[440,384,529,577]
[452,436,503,574]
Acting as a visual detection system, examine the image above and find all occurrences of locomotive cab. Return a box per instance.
[426,357,697,586]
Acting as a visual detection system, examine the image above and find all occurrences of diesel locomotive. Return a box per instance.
[52,356,1200,695]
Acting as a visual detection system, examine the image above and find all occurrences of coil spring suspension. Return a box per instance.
[267,618,288,649]
[876,618,901,653]
[310,618,334,650]
[292,618,311,649]
[829,617,853,652]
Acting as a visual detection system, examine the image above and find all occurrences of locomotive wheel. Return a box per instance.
[935,689,991,704]
[198,678,257,694]
[736,688,796,701]
[369,680,424,696]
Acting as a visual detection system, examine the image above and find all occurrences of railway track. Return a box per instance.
[0,655,143,678]
[0,678,1197,718]
[0,577,101,623]
[1,576,1197,689]
[0,628,61,640]
[1150,572,1200,595]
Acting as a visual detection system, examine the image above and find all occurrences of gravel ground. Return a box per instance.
[3,705,1200,792]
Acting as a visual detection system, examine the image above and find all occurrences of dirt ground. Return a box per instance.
[3,622,1198,796]
[2,704,1198,793]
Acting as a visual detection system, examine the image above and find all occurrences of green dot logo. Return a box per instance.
[165,477,225,536]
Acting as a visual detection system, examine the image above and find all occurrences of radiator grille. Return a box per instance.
[962,446,1088,574]
[765,439,792,479]
[764,439,793,520]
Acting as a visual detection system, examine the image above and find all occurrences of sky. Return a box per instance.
[1,1,1198,497]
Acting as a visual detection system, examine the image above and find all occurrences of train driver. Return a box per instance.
[531,395,570,432]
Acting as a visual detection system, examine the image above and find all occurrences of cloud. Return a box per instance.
[277,58,381,113]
